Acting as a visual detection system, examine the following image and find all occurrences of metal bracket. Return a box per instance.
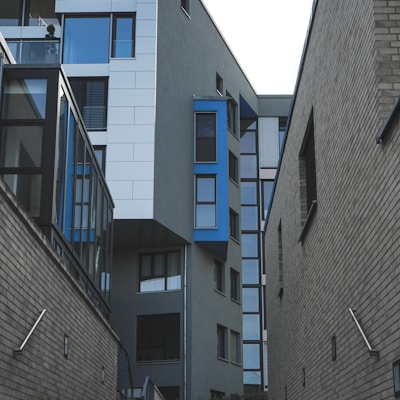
[349,308,379,357]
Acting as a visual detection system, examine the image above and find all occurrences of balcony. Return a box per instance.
[7,40,60,64]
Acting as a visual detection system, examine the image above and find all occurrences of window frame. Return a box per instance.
[217,324,228,360]
[229,208,239,241]
[230,268,240,302]
[195,174,217,228]
[216,73,223,96]
[226,92,237,135]
[214,260,225,294]
[230,330,241,364]
[111,13,136,58]
[229,151,239,183]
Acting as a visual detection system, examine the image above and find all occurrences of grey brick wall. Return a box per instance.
[0,177,120,400]
[265,1,400,399]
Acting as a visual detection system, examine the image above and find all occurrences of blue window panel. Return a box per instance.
[112,15,135,58]
[243,314,260,340]
[63,17,110,64]
[240,155,257,178]
[243,371,261,385]
[242,259,259,284]
[243,344,261,369]
[241,206,258,231]
[243,288,259,313]
[242,233,258,258]
[240,130,256,154]
[241,181,257,205]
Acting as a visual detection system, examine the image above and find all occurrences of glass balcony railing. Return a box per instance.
[7,40,60,64]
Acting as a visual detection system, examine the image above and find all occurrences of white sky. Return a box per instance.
[201,0,315,95]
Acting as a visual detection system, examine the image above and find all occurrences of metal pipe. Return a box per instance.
[349,308,378,356]
[14,309,47,355]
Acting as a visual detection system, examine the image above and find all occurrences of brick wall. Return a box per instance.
[0,177,120,400]
[266,1,400,399]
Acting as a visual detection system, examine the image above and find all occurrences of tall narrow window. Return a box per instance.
[230,330,241,364]
[278,221,283,299]
[214,260,225,293]
[217,325,227,359]
[112,14,135,58]
[229,151,238,183]
[230,209,239,240]
[181,0,189,13]
[216,73,223,95]
[196,113,216,162]
[195,175,216,228]
[227,93,237,134]
[230,268,240,302]
[69,77,108,130]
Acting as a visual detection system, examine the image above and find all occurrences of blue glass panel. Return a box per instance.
[196,204,216,227]
[263,180,274,219]
[240,130,256,154]
[244,371,261,385]
[243,344,260,369]
[112,16,134,57]
[243,288,259,312]
[197,177,215,202]
[243,314,260,340]
[63,17,110,63]
[242,259,259,284]
[241,181,257,205]
[240,155,257,178]
[241,206,258,231]
[242,233,258,258]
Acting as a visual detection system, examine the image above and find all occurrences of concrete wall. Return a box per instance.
[265,1,400,399]
[0,178,119,400]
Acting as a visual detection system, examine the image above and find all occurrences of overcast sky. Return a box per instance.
[201,0,315,95]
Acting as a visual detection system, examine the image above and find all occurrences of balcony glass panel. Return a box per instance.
[7,41,60,64]
[0,126,42,168]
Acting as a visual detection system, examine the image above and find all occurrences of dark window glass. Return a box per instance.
[159,387,180,400]
[196,113,216,162]
[240,130,256,154]
[241,182,257,205]
[227,94,237,134]
[181,0,189,12]
[196,175,216,227]
[63,17,110,64]
[230,268,240,301]
[69,77,108,130]
[217,325,227,359]
[242,288,259,313]
[2,78,47,119]
[230,330,241,364]
[139,251,181,292]
[240,155,257,178]
[0,126,42,168]
[214,260,224,293]
[112,14,135,58]
[331,335,337,361]
[28,0,56,26]
[241,206,258,231]
[216,73,223,95]
[242,259,259,284]
[229,209,239,240]
[243,314,260,340]
[229,151,238,183]
[0,0,21,25]
[262,180,274,219]
[137,314,180,362]
[93,145,106,173]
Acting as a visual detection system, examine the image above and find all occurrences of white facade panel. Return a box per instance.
[133,181,154,199]
[107,125,155,144]
[62,64,110,77]
[107,180,134,200]
[259,117,280,169]
[135,37,157,55]
[109,88,155,107]
[111,0,137,12]
[126,54,156,71]
[136,3,157,19]
[107,161,154,180]
[134,107,155,124]
[133,143,154,162]
[107,143,134,162]
[108,107,135,125]
[136,20,157,38]
[135,72,156,89]
[113,199,153,219]
[56,0,113,13]
[109,72,137,89]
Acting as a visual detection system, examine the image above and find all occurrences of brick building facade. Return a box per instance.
[0,175,120,399]
[265,1,400,399]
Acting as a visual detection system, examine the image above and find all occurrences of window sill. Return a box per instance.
[298,200,317,243]
[137,289,181,295]
[231,361,242,367]
[214,289,226,297]
[181,6,191,19]
[231,297,241,305]
[136,359,180,365]
[217,356,229,363]
[230,236,240,245]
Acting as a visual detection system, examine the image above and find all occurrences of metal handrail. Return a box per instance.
[349,308,378,356]
[14,309,46,355]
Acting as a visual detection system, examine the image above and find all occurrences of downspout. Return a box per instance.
[183,244,188,400]
[0,52,4,102]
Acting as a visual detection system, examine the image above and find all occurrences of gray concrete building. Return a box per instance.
[265,1,400,399]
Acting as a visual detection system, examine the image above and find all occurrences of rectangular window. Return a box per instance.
[137,314,180,362]
[229,151,238,183]
[229,209,239,240]
[230,330,241,364]
[139,251,181,292]
[195,113,216,162]
[181,0,189,13]
[214,260,224,293]
[394,360,400,397]
[216,73,223,95]
[227,93,237,134]
[63,16,110,64]
[230,268,240,302]
[195,175,216,228]
[217,325,227,359]
[278,221,283,299]
[112,14,135,58]
[93,145,106,174]
[69,77,108,130]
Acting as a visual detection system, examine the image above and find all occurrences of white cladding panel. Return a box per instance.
[259,117,280,169]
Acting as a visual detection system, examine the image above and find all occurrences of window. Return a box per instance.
[243,343,260,369]
[69,77,108,130]
[300,111,317,214]
[243,314,260,340]
[240,155,257,178]
[181,0,189,13]
[137,314,180,362]
[242,288,259,312]
[394,360,400,397]
[0,0,56,26]
[227,93,237,134]
[230,268,240,302]
[241,233,258,258]
[230,209,239,240]
[214,260,224,293]
[112,14,135,58]
[139,251,181,292]
[241,182,257,205]
[262,180,274,219]
[278,221,283,299]
[93,145,106,174]
[195,175,216,228]
[229,151,238,183]
[63,17,110,64]
[242,259,259,285]
[211,391,225,400]
[331,335,337,361]
[230,331,241,364]
[217,325,227,359]
[195,113,216,162]
[241,206,258,231]
[216,73,223,95]
[159,387,180,400]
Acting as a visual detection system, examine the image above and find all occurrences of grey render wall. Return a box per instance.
[265,1,400,399]
[0,178,119,400]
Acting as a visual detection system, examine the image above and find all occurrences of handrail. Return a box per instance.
[14,309,47,355]
[349,308,378,356]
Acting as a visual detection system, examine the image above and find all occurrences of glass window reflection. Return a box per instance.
[241,206,258,231]
[242,234,258,258]
[243,314,260,340]
[240,155,257,178]
[242,259,259,284]
[240,130,256,154]
[241,181,257,205]
[243,288,259,312]
[243,343,260,369]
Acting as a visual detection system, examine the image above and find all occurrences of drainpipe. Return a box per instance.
[183,245,188,400]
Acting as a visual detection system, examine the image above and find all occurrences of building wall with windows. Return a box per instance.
[265,1,400,399]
